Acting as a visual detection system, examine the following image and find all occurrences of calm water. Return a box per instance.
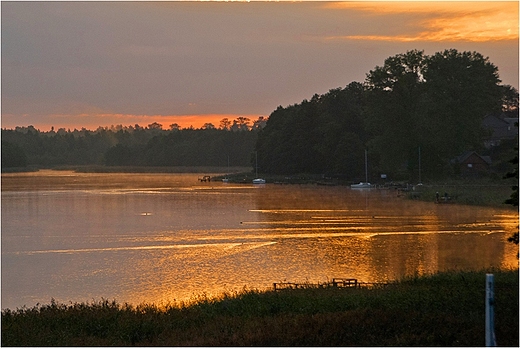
[2,170,518,310]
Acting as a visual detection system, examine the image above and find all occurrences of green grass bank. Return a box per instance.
[402,178,517,207]
[2,269,518,346]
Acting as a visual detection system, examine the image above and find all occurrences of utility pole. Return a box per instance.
[485,274,496,346]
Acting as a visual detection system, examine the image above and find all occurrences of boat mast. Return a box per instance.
[255,151,258,178]
[365,149,368,183]
[418,146,421,184]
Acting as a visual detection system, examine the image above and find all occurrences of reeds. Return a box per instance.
[2,269,518,346]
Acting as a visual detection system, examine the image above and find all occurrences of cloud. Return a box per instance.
[1,1,518,130]
[323,1,518,42]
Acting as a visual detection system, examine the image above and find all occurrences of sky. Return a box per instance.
[1,1,518,131]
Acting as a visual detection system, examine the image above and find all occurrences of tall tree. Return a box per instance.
[219,118,232,130]
[364,50,428,176]
[500,85,519,116]
[255,82,367,176]
[231,117,251,131]
[422,50,502,161]
[364,49,504,179]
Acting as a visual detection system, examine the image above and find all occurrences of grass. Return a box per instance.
[400,177,518,207]
[2,269,518,346]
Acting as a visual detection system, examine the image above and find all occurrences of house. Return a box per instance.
[482,114,519,148]
[451,151,492,177]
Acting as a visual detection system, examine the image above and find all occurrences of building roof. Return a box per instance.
[482,115,519,140]
[451,151,492,165]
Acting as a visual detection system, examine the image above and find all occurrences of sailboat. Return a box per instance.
[222,155,230,182]
[351,150,373,189]
[252,151,266,184]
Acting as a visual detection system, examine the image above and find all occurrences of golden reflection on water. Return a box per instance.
[2,171,518,309]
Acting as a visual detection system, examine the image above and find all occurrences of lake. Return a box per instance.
[2,170,518,310]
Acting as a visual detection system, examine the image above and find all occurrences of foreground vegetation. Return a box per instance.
[2,269,518,346]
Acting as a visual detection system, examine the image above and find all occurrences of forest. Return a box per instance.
[1,118,266,169]
[255,49,518,181]
[2,49,518,181]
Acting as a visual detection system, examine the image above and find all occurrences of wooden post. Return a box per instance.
[485,274,496,347]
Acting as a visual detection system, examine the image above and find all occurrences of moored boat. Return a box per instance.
[351,182,372,189]
[350,150,373,189]
[252,151,265,184]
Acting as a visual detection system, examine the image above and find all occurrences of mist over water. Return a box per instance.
[2,171,518,310]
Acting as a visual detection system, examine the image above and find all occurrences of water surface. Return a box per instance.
[2,170,518,309]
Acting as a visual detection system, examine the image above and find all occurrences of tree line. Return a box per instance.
[2,117,266,169]
[255,49,518,181]
[2,49,518,181]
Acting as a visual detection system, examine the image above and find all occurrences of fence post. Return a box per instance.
[485,274,496,347]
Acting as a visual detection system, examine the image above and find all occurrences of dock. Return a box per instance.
[273,278,387,291]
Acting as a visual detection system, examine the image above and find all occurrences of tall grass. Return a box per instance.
[2,269,518,346]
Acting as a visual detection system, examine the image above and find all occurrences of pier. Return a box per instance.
[273,278,387,291]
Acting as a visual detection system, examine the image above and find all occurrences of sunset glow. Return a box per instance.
[2,1,518,130]
[325,1,518,42]
[1,113,264,131]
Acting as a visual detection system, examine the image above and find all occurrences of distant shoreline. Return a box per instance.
[1,165,252,174]
[2,167,517,209]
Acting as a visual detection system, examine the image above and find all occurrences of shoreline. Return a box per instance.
[2,269,518,346]
[2,167,518,209]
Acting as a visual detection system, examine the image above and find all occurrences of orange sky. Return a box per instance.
[2,1,518,131]
[325,1,518,42]
[23,113,263,131]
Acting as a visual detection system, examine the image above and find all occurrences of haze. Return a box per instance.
[1,1,518,130]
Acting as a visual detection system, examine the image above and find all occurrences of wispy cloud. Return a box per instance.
[323,1,518,42]
[1,1,517,130]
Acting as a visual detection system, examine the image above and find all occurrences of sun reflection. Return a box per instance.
[3,172,518,310]
[249,186,518,286]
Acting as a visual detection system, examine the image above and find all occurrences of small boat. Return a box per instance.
[222,155,230,183]
[351,182,372,189]
[252,151,266,184]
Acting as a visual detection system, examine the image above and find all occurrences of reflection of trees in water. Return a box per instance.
[252,186,516,282]
[437,234,505,270]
